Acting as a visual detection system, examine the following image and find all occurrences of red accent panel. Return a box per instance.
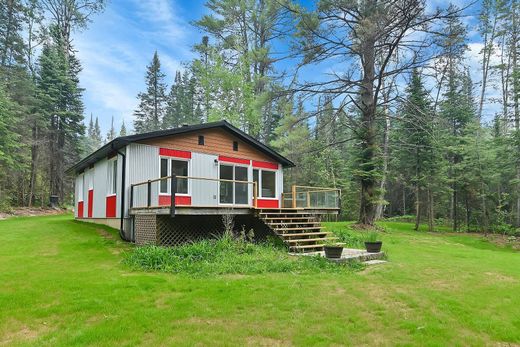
[106,195,117,218]
[77,201,84,218]
[158,195,192,206]
[218,155,250,165]
[252,160,278,170]
[87,189,93,218]
[159,148,192,159]
[256,199,279,208]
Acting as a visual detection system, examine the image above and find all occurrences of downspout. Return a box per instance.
[114,143,130,242]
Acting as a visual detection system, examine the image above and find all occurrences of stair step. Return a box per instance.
[262,217,314,221]
[281,231,331,237]
[287,237,337,244]
[267,222,321,226]
[274,226,324,232]
[290,244,326,249]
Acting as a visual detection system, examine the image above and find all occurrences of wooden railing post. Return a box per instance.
[292,185,296,208]
[253,181,258,208]
[130,185,134,208]
[307,191,310,208]
[170,174,177,217]
[147,180,151,207]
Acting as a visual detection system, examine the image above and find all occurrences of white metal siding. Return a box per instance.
[92,159,108,218]
[191,152,219,206]
[277,165,284,201]
[128,144,160,208]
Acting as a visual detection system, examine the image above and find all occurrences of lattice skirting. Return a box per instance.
[134,214,275,246]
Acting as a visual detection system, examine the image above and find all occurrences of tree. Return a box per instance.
[292,0,456,225]
[394,69,436,231]
[133,51,167,133]
[37,26,85,202]
[119,119,127,136]
[106,115,116,142]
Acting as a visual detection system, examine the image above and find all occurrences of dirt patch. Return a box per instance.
[0,207,66,220]
[96,228,116,240]
[483,272,518,283]
[485,235,520,250]
[350,223,386,232]
[0,323,48,346]
[246,336,292,346]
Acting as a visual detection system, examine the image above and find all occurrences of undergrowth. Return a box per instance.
[123,234,362,276]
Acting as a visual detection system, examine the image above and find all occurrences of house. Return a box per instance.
[67,121,340,252]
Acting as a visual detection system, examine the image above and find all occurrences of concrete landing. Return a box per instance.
[290,248,385,263]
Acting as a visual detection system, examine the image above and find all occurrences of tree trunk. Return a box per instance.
[28,125,38,207]
[414,184,420,231]
[427,187,434,232]
[357,35,377,226]
[375,91,391,220]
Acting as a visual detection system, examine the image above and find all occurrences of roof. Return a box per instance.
[66,120,295,174]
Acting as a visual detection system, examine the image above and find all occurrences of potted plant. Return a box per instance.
[323,240,344,259]
[364,232,382,253]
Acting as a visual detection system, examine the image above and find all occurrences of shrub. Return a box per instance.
[124,235,362,276]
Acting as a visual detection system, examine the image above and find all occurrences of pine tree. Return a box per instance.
[37,26,85,202]
[0,0,26,69]
[106,115,116,142]
[119,119,127,136]
[395,69,436,231]
[92,116,102,147]
[133,51,167,133]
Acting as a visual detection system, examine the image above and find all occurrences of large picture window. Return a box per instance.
[160,158,189,195]
[253,169,276,198]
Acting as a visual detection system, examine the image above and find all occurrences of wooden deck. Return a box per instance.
[129,206,340,216]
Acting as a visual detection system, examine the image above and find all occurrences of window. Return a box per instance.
[160,158,189,195]
[233,141,238,151]
[198,135,204,145]
[253,168,276,198]
[160,158,168,193]
[107,159,117,195]
[172,160,188,194]
[78,174,84,201]
[261,171,276,198]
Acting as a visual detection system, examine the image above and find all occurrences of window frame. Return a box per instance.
[253,168,278,199]
[78,174,84,202]
[107,159,117,196]
[218,162,250,205]
[158,156,191,196]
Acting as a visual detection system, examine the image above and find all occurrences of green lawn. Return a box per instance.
[1,215,519,346]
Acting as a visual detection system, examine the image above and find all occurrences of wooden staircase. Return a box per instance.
[257,208,337,253]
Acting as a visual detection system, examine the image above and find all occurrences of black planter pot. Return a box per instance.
[324,245,343,258]
[364,241,382,253]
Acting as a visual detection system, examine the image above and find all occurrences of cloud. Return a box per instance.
[74,0,198,134]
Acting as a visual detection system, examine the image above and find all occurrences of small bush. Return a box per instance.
[124,235,361,276]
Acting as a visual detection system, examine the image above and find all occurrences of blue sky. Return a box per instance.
[75,0,207,135]
[75,0,489,135]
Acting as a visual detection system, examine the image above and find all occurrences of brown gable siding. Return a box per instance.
[138,128,276,163]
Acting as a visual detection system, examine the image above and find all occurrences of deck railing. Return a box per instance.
[130,176,341,215]
[281,185,341,209]
[130,175,258,216]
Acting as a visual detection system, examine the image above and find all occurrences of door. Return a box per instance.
[219,164,249,205]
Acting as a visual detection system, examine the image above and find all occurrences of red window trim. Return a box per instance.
[218,155,250,165]
[252,160,278,170]
[159,148,192,159]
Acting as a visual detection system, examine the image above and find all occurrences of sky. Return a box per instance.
[75,0,490,136]
[75,0,207,135]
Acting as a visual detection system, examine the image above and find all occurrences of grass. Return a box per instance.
[124,236,358,276]
[0,214,519,346]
